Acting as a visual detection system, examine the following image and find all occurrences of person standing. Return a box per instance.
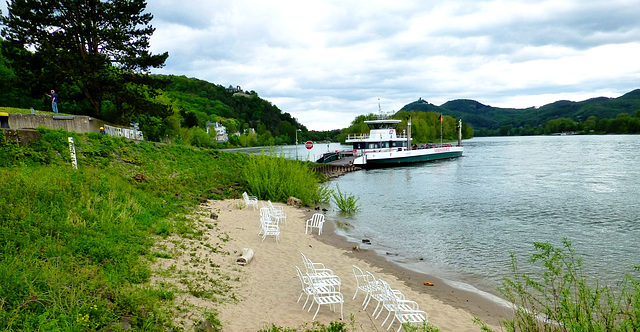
[45,89,58,113]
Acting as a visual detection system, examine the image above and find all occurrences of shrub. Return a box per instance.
[493,239,640,331]
[332,184,360,214]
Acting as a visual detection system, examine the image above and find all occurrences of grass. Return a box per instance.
[331,184,360,214]
[0,127,332,330]
[243,149,331,205]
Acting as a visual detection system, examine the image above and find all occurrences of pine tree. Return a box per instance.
[1,0,170,122]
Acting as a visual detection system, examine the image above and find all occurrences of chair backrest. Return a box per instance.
[260,207,271,219]
[243,192,248,199]
[309,213,324,226]
[352,265,365,286]
[295,265,308,287]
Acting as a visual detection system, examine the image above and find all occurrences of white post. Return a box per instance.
[68,137,78,169]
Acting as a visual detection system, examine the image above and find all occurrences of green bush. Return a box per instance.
[332,184,360,214]
[492,239,640,331]
[242,149,330,205]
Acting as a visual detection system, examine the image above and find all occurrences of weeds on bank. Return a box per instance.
[476,239,640,331]
[243,149,331,205]
[332,184,360,214]
[0,128,357,330]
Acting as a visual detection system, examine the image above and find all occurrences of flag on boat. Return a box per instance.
[438,114,442,121]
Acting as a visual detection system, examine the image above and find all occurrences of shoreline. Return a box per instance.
[315,216,513,327]
[188,199,512,331]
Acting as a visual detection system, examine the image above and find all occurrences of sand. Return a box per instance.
[151,199,511,331]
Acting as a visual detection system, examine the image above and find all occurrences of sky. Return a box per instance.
[3,1,640,131]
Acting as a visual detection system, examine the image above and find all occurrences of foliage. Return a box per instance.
[1,0,169,122]
[258,321,347,332]
[242,149,330,205]
[337,111,471,144]
[490,239,640,331]
[401,90,640,135]
[0,128,284,329]
[332,184,360,214]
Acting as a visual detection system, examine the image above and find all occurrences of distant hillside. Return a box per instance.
[159,75,305,138]
[401,89,640,130]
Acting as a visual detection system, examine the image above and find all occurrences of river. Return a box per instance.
[229,135,640,297]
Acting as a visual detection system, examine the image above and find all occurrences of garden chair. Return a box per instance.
[375,280,407,327]
[267,200,287,225]
[308,283,344,320]
[386,293,428,332]
[364,278,388,315]
[259,207,279,243]
[301,253,341,291]
[305,213,325,235]
[295,265,334,310]
[259,207,274,235]
[352,265,377,305]
[242,191,258,210]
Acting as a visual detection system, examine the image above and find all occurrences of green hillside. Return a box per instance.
[401,89,640,132]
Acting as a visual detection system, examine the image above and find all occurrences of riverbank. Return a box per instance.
[172,199,511,331]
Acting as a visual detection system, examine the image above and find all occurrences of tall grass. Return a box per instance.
[243,150,330,205]
[485,239,640,331]
[1,128,337,330]
[332,184,360,214]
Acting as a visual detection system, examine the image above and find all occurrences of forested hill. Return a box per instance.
[158,74,305,141]
[401,89,640,131]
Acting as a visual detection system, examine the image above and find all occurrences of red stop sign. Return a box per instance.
[305,141,313,149]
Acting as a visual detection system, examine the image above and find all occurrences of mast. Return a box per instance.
[407,116,412,150]
[458,119,463,147]
[440,113,443,146]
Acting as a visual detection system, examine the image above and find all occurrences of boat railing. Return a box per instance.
[347,133,408,140]
[347,133,370,140]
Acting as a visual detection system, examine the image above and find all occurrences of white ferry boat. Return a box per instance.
[345,114,464,168]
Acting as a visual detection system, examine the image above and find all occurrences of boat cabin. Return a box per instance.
[346,119,409,153]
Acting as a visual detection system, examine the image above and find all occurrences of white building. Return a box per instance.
[206,122,228,143]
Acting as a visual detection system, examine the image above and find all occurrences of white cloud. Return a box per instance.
[3,0,639,130]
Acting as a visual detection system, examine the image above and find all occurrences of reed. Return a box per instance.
[242,149,330,205]
[332,184,360,214]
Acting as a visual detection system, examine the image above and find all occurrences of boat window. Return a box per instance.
[381,142,389,148]
[391,141,407,147]
[367,143,380,149]
[353,143,364,149]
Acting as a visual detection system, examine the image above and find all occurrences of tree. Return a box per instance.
[1,0,169,122]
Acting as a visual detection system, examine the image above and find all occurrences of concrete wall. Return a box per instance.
[7,113,107,133]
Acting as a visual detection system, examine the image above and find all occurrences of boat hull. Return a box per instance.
[353,146,463,168]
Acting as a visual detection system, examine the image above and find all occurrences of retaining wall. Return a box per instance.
[7,113,107,133]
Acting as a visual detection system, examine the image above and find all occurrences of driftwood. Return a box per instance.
[236,248,254,266]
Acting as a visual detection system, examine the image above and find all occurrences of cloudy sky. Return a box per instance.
[4,1,640,130]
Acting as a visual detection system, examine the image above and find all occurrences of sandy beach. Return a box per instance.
[151,199,511,331]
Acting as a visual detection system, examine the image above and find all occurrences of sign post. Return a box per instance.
[68,137,78,169]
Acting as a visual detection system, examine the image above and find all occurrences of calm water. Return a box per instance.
[326,135,640,295]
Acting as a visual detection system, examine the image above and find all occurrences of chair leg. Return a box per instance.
[381,310,392,326]
[353,288,359,300]
[313,303,321,320]
[302,295,310,310]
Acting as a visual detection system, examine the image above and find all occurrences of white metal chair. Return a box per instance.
[308,283,344,320]
[386,294,428,332]
[352,265,377,305]
[267,200,287,225]
[242,191,258,210]
[259,207,279,243]
[301,253,341,291]
[375,280,407,327]
[305,213,325,235]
